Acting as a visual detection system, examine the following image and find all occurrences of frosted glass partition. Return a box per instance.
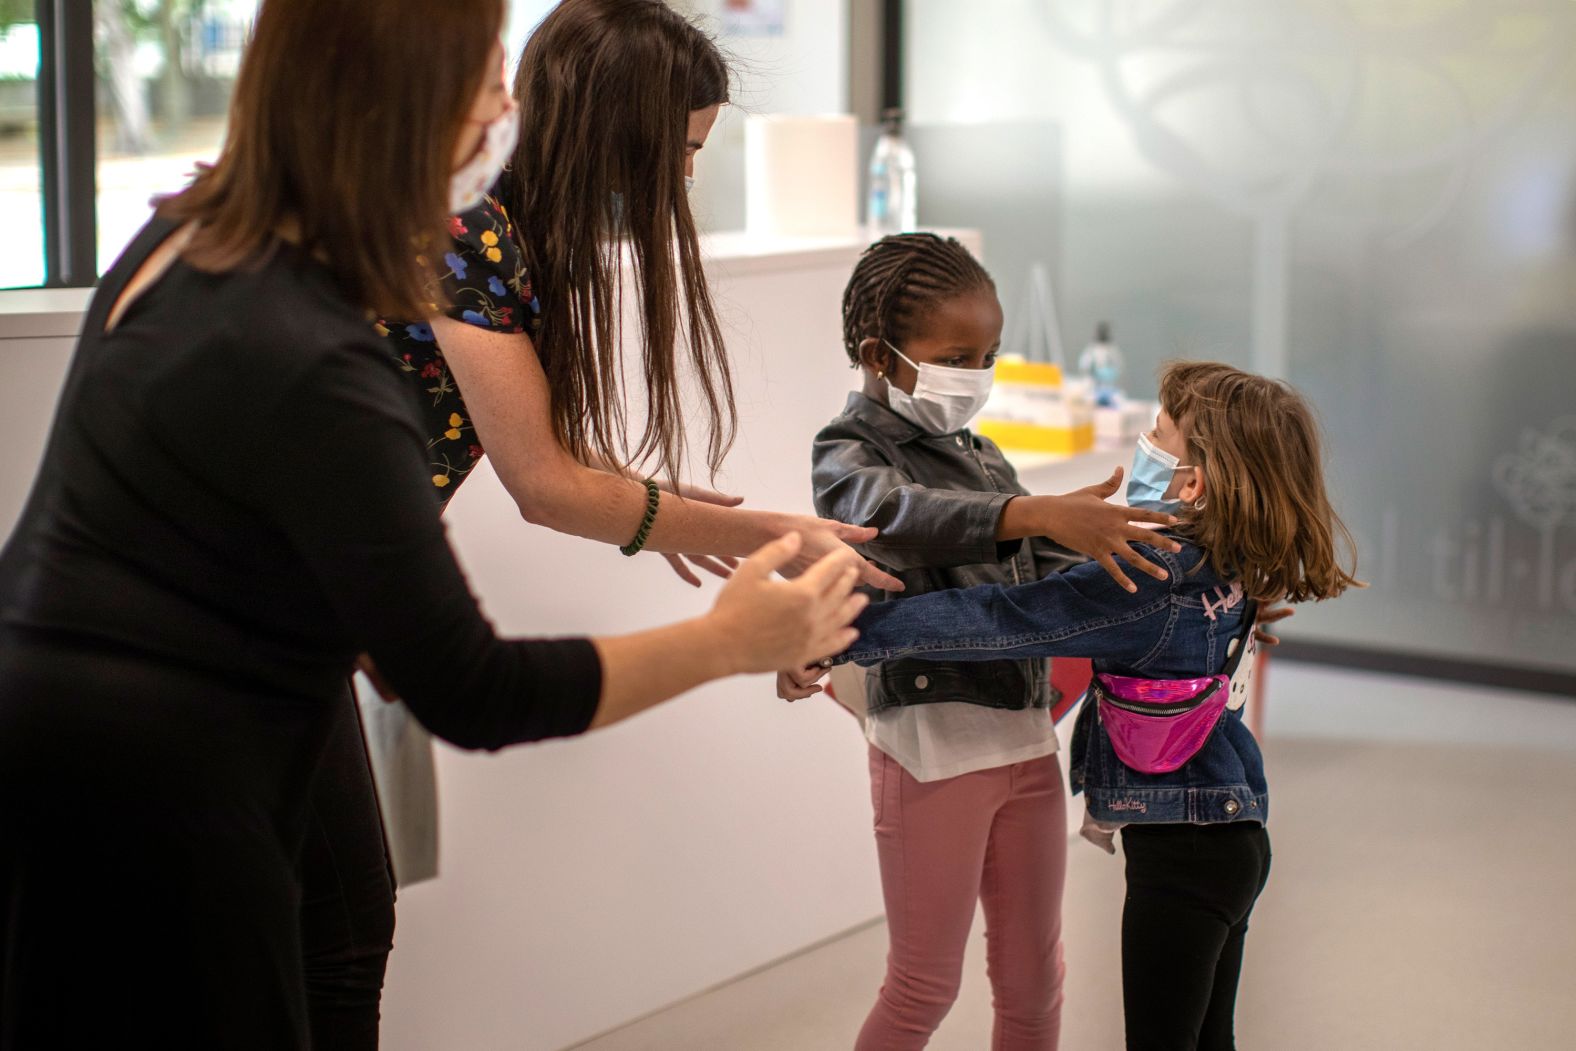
[904,122,1067,362]
[905,0,1576,674]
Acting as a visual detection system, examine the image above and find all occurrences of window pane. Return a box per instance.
[95,0,258,274]
[0,11,42,290]
[905,0,1576,674]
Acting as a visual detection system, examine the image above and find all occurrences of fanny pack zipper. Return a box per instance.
[1096,679,1222,717]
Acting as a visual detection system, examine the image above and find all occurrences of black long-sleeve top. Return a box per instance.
[0,219,600,749]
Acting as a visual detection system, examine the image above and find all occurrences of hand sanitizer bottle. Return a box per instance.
[1078,321,1124,408]
[867,108,917,235]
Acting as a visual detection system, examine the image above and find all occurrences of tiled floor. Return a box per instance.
[569,666,1576,1050]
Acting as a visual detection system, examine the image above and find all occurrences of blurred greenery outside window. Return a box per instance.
[0,0,258,290]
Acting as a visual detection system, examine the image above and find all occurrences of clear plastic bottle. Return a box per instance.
[867,108,917,235]
[1077,321,1125,407]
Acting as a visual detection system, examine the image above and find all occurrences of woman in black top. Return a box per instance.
[0,3,863,1047]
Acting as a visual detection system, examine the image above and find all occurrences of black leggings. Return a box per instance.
[299,688,398,1050]
[1120,822,1272,1051]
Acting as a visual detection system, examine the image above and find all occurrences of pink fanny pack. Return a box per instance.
[1092,604,1258,774]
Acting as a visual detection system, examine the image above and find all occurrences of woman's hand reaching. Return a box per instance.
[655,480,744,586]
[647,483,900,593]
[708,533,870,675]
[589,534,869,730]
[778,515,904,592]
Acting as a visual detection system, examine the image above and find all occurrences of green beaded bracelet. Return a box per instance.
[620,477,662,556]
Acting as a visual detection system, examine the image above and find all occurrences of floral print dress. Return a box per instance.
[378,190,541,502]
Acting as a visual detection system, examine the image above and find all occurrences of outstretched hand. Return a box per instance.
[652,481,745,586]
[1040,467,1181,593]
[776,662,829,701]
[779,516,905,593]
[661,552,740,587]
[656,478,745,508]
[709,534,870,675]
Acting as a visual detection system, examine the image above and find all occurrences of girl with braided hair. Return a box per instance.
[781,233,1182,1050]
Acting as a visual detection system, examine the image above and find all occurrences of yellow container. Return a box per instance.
[977,419,1096,454]
[978,356,1094,454]
[992,358,1064,387]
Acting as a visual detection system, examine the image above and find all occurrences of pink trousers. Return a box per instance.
[856,745,1068,1051]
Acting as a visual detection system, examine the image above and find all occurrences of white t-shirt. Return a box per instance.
[865,700,1059,783]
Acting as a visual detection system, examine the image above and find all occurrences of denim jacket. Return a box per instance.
[812,392,1080,717]
[836,535,1269,827]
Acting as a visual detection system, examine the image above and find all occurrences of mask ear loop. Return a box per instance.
[884,340,921,373]
[876,337,905,384]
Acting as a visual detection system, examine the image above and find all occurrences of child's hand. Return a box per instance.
[776,663,829,702]
[1039,468,1182,593]
[1253,604,1295,646]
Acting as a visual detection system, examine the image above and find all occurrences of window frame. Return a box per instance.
[35,0,97,288]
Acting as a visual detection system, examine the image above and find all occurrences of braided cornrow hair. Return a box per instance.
[841,233,995,365]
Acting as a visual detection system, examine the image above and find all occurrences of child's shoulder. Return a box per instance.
[814,393,904,446]
[1075,532,1221,593]
[1164,536,1242,594]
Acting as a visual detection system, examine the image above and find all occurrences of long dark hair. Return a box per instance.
[508,0,736,480]
[160,0,505,318]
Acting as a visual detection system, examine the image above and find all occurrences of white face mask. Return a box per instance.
[883,342,995,435]
[449,102,518,215]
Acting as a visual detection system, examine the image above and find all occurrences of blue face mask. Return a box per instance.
[1127,432,1192,513]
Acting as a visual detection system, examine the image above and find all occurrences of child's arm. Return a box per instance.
[995,471,1178,592]
[836,550,1176,666]
[812,427,1021,572]
[813,425,1178,583]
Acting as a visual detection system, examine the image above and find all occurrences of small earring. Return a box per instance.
[876,370,885,380]
[1192,497,1207,511]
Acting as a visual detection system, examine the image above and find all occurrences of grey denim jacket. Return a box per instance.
[811,391,1081,716]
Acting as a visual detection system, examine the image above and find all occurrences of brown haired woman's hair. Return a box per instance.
[1160,360,1363,604]
[158,0,505,318]
[507,0,736,480]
